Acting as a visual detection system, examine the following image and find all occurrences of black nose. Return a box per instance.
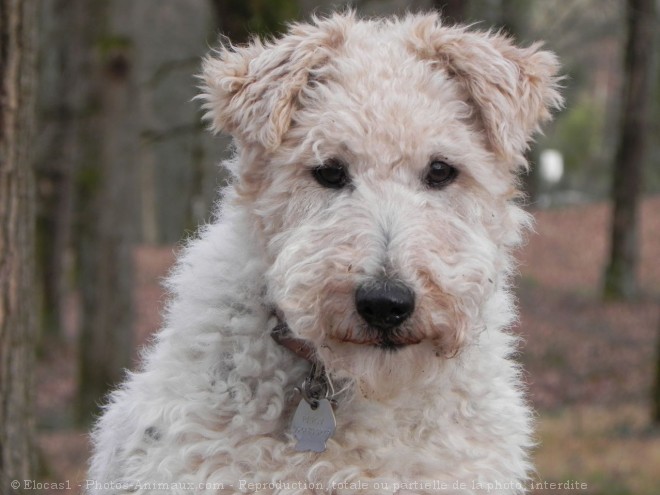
[355,280,415,329]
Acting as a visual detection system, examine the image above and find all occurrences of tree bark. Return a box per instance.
[0,0,38,490]
[603,0,657,300]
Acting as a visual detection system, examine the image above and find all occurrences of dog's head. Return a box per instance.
[200,12,562,394]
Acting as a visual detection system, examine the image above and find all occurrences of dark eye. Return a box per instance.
[425,160,458,188]
[312,159,349,189]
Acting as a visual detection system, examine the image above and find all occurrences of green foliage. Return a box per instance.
[75,164,103,215]
[646,67,660,193]
[542,99,609,195]
[232,0,298,37]
[96,35,132,56]
[554,101,602,171]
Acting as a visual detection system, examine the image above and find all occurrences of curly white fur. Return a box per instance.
[88,11,562,495]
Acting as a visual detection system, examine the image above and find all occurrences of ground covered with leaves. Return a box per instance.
[36,197,660,494]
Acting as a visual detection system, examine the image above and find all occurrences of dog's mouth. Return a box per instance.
[271,313,422,357]
[335,330,422,351]
[373,340,415,352]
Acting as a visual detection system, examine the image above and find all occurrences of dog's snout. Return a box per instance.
[355,280,415,329]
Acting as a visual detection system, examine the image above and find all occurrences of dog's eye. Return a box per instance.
[425,160,458,188]
[312,159,349,189]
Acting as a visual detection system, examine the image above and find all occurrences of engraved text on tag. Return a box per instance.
[291,398,336,453]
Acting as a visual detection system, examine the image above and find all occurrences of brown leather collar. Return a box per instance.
[270,319,317,363]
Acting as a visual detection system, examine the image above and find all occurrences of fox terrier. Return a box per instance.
[88,11,562,495]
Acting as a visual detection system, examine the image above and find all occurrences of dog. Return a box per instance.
[88,11,562,494]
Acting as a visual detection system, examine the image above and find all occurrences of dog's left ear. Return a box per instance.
[199,14,351,150]
[409,14,563,169]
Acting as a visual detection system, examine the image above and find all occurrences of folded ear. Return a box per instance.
[408,14,563,169]
[199,14,351,150]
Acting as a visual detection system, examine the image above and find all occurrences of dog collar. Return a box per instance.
[270,315,338,405]
[270,317,317,364]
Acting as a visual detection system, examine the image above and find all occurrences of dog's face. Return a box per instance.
[201,13,561,393]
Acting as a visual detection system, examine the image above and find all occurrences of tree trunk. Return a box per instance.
[603,0,657,300]
[653,314,660,424]
[76,0,137,425]
[210,0,253,43]
[0,0,38,490]
[432,0,469,22]
[495,0,539,206]
[34,0,82,339]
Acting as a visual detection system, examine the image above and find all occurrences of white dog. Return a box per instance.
[88,11,562,494]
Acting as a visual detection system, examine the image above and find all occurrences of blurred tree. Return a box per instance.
[211,0,254,42]
[432,0,469,21]
[603,0,657,300]
[498,0,528,36]
[653,316,660,424]
[495,0,539,205]
[29,0,231,423]
[530,0,625,203]
[76,0,138,425]
[34,0,83,339]
[211,0,298,40]
[0,0,38,489]
[134,2,225,244]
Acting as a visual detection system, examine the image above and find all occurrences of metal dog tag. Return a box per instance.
[291,398,336,453]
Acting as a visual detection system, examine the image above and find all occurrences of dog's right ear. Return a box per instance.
[199,14,351,151]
